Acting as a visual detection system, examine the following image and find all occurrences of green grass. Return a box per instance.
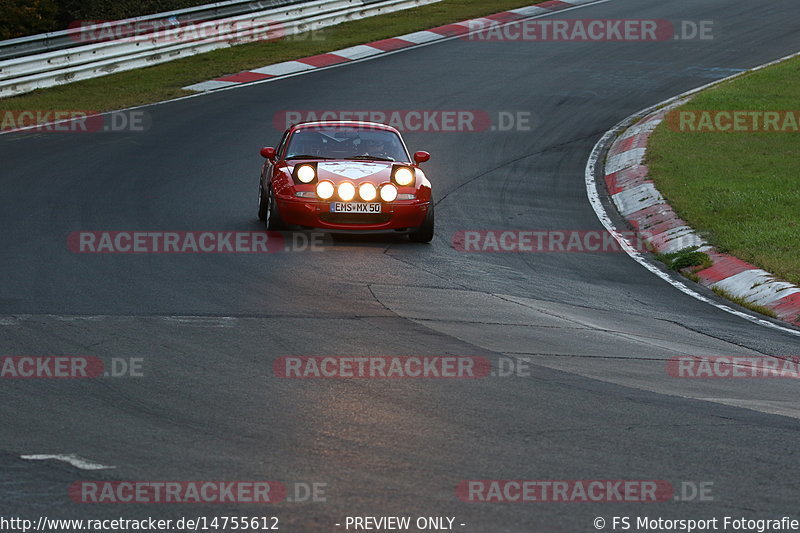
[711,286,778,319]
[647,55,800,286]
[655,246,712,273]
[654,246,712,283]
[0,0,546,112]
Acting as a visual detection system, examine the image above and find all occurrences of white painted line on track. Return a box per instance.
[20,454,116,470]
[161,316,237,327]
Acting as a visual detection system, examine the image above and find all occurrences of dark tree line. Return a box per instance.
[0,0,215,40]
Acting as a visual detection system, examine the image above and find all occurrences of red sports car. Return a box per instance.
[258,121,434,242]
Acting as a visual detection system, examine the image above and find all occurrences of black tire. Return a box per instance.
[263,185,285,230]
[408,202,434,243]
[258,182,268,221]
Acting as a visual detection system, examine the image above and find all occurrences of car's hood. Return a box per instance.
[315,161,394,182]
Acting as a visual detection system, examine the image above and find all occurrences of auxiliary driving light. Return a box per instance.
[296,164,316,184]
[316,180,335,200]
[380,183,398,202]
[338,182,356,201]
[358,182,377,201]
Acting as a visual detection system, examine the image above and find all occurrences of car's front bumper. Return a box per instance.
[277,197,430,232]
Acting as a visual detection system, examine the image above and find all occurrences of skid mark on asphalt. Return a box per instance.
[367,284,800,419]
[434,130,605,207]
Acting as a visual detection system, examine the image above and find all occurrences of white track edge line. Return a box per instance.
[20,453,116,470]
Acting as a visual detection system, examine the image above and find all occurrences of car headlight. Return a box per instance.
[296,164,316,184]
[316,180,335,200]
[358,182,377,201]
[393,167,414,186]
[338,182,356,201]
[380,183,398,202]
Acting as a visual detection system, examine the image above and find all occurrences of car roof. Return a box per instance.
[290,120,400,134]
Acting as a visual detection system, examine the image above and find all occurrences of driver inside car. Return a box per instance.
[360,139,390,159]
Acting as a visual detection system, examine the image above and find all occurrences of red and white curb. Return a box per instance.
[183,0,596,92]
[605,99,709,256]
[597,74,800,329]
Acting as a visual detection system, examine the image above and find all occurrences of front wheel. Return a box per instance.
[408,203,434,243]
[258,183,268,221]
[261,185,285,230]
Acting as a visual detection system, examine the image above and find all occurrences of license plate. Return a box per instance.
[330,202,382,213]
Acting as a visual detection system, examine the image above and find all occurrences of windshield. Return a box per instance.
[284,126,409,162]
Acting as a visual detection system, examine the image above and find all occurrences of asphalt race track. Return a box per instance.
[1,0,799,530]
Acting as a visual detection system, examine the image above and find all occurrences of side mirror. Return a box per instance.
[413,151,430,164]
[260,147,276,160]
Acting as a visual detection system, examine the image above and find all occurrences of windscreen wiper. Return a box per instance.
[345,155,396,162]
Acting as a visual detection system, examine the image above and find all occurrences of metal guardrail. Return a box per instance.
[0,0,439,98]
[0,0,314,61]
